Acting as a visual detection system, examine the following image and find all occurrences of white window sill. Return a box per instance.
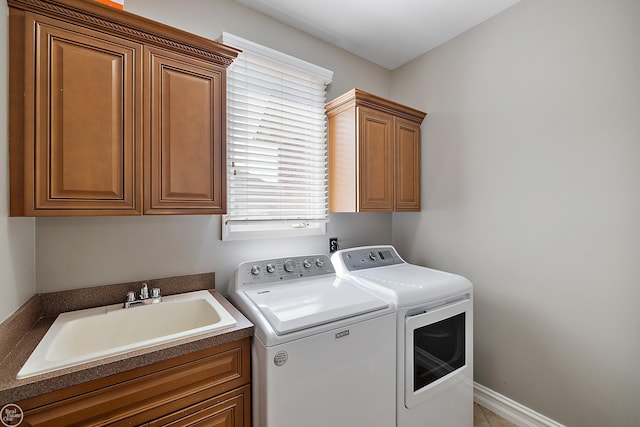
[222,216,326,241]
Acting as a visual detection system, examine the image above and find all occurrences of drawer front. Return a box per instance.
[21,339,250,426]
[148,385,250,427]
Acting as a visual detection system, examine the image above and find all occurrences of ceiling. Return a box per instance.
[233,0,522,70]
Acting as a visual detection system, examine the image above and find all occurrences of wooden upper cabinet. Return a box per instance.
[326,89,426,212]
[8,0,238,216]
[144,47,225,214]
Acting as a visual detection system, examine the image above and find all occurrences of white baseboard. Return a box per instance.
[474,382,565,427]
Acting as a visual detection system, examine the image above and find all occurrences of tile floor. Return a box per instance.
[474,403,518,427]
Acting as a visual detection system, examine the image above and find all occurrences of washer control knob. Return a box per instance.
[316,258,325,267]
[368,251,377,261]
[303,259,312,269]
[284,259,296,273]
[250,265,261,275]
[266,263,275,273]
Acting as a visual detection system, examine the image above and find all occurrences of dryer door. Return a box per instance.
[404,296,472,408]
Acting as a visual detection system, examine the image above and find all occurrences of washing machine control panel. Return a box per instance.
[237,254,334,286]
[336,246,404,271]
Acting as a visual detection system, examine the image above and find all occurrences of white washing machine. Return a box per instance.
[228,254,396,427]
[332,245,474,427]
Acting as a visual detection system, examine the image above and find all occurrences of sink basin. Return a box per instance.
[18,290,237,379]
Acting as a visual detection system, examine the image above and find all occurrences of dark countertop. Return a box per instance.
[0,273,253,406]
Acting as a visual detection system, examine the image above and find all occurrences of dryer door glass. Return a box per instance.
[413,312,465,390]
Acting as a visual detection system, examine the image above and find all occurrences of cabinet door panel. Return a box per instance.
[395,118,421,211]
[145,47,225,214]
[148,385,250,427]
[32,16,141,213]
[358,107,393,211]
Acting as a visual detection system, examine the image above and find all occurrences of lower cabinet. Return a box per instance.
[18,338,251,426]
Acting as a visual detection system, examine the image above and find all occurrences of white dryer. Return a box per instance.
[332,245,474,427]
[228,254,396,427]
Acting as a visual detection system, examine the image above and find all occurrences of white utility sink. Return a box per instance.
[18,290,237,379]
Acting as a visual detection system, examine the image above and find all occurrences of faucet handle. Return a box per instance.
[126,291,136,302]
[151,287,161,298]
[140,282,149,299]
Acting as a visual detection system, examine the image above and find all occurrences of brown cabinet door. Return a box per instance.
[358,107,394,211]
[145,46,226,214]
[394,117,421,211]
[30,14,142,214]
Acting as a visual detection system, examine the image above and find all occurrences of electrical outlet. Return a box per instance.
[329,237,338,253]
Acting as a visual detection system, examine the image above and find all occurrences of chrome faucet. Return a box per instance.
[123,282,162,308]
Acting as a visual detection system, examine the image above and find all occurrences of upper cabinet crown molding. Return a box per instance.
[9,0,239,217]
[325,88,426,124]
[326,89,426,213]
[7,0,240,65]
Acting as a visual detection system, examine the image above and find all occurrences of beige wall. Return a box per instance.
[0,0,36,323]
[391,0,640,425]
[34,0,393,294]
[36,213,390,294]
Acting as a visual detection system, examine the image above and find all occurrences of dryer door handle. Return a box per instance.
[405,296,470,328]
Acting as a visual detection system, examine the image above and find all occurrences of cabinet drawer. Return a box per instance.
[20,339,250,426]
[148,385,250,427]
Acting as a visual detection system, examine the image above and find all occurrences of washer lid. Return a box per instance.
[243,276,389,335]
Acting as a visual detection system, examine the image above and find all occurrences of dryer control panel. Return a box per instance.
[334,246,405,271]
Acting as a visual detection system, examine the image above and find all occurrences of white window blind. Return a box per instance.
[221,33,333,237]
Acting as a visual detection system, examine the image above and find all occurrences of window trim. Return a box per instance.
[220,33,333,241]
[222,219,326,241]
